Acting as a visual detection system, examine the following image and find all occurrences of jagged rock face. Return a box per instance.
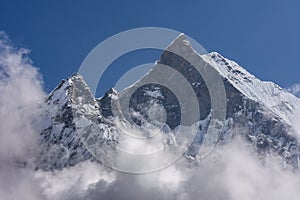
[37,74,117,170]
[38,75,93,169]
[96,88,117,119]
[158,50,212,122]
[113,43,300,168]
[202,52,300,168]
[127,83,181,129]
[38,35,300,170]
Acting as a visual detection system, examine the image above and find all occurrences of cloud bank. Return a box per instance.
[0,31,300,200]
[0,31,45,199]
[0,31,44,161]
[81,138,300,200]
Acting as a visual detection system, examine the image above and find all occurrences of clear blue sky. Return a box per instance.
[0,0,299,96]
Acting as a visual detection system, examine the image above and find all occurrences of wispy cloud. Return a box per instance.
[0,30,45,199]
[79,138,300,200]
[286,83,300,98]
[0,31,45,161]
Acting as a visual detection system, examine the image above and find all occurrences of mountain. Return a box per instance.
[37,34,300,171]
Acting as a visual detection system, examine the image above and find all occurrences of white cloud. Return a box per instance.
[80,138,300,200]
[0,31,45,161]
[0,30,46,199]
[35,161,116,200]
[286,83,300,98]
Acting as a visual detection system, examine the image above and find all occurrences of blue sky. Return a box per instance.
[0,0,299,96]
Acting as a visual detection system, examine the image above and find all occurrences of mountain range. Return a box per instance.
[37,34,300,171]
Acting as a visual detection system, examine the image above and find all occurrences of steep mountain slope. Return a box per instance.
[38,34,300,170]
[37,74,117,170]
[202,51,300,130]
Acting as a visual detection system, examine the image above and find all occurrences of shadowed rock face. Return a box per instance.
[38,35,300,170]
[38,75,94,170]
[158,50,212,121]
[112,47,299,168]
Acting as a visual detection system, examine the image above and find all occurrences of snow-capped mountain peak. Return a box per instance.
[38,34,300,171]
[201,51,300,132]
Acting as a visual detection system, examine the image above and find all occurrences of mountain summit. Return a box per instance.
[38,34,300,171]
